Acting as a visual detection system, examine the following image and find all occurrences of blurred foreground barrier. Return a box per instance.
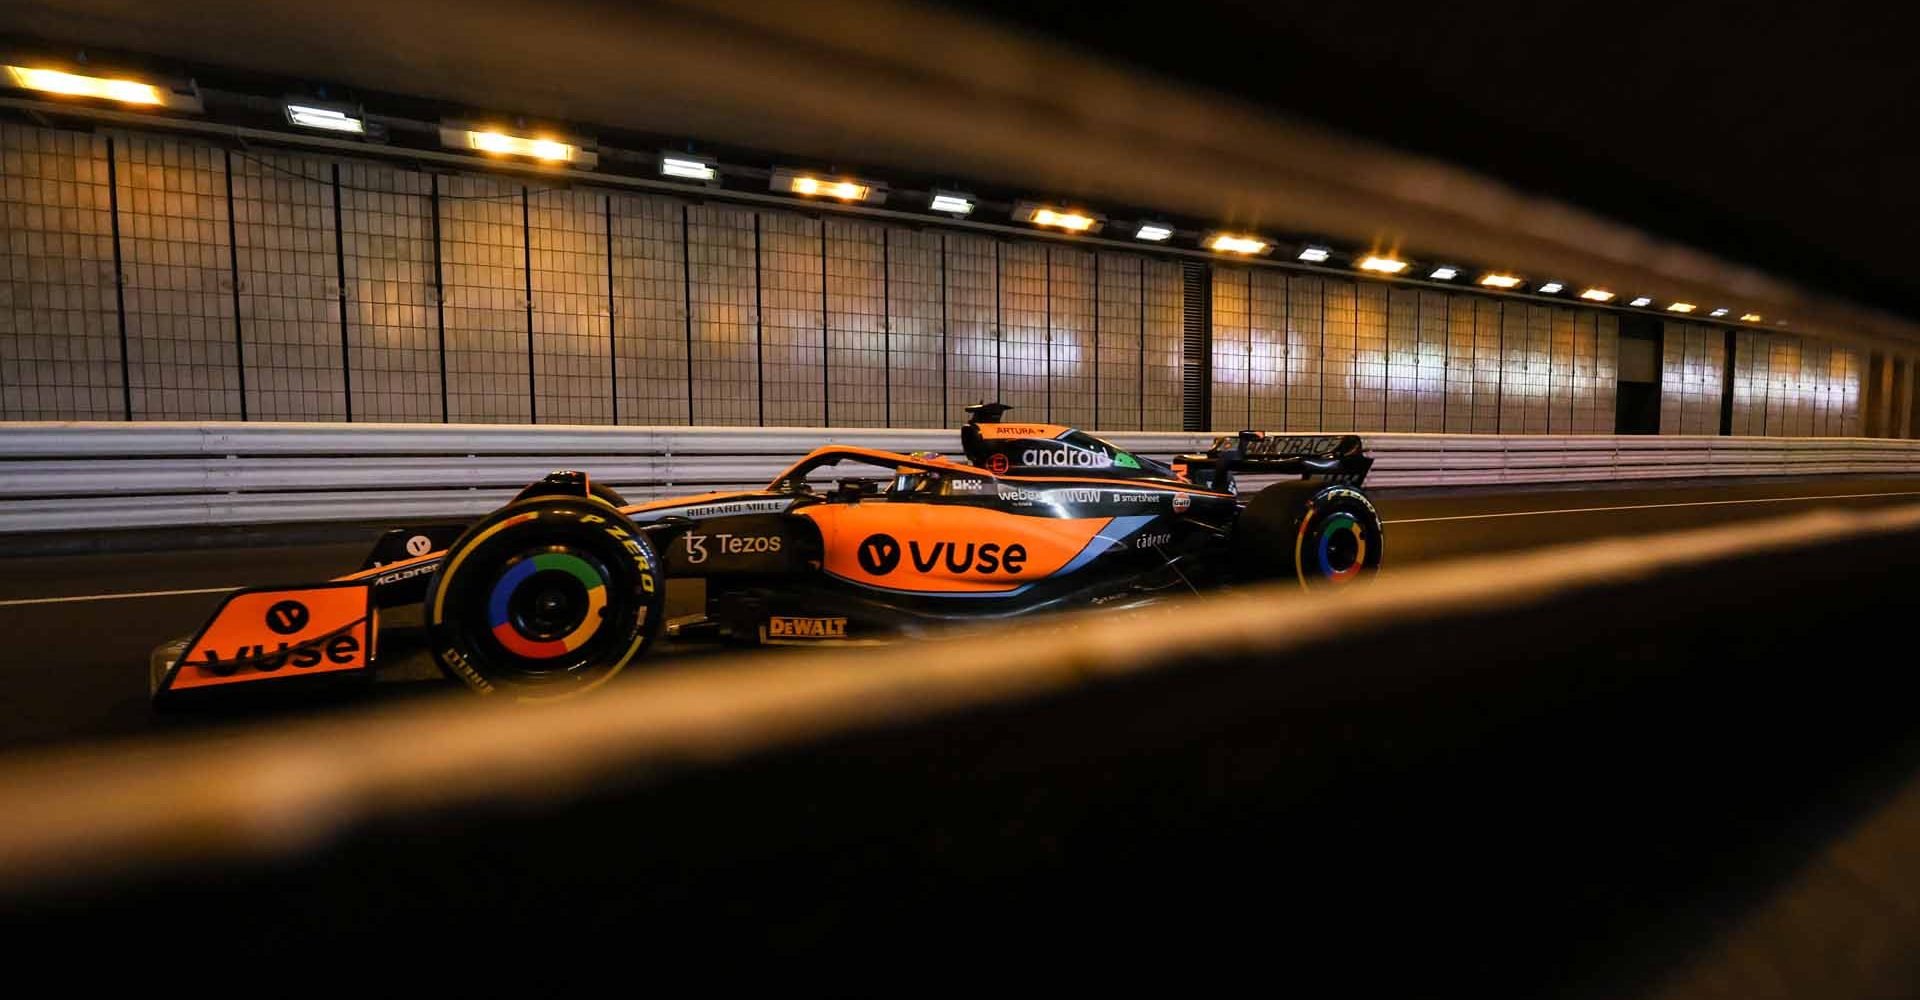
[4,501,1920,993]
[3,421,1920,532]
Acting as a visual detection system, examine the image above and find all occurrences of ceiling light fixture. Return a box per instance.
[1207,233,1270,255]
[660,154,717,181]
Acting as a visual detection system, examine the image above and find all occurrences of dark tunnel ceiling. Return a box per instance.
[941,0,1920,320]
[5,0,1918,326]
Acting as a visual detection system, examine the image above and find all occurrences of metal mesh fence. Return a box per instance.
[339,158,439,422]
[1094,252,1143,432]
[943,232,998,417]
[1141,259,1184,432]
[230,151,343,421]
[609,192,687,425]
[1385,287,1418,432]
[998,241,1047,420]
[0,124,121,419]
[439,175,528,423]
[825,218,887,427]
[885,228,944,429]
[0,120,1870,438]
[687,203,759,426]
[1046,246,1096,430]
[1209,265,1248,432]
[756,210,820,427]
[117,134,240,420]
[529,188,612,425]
[1352,282,1387,432]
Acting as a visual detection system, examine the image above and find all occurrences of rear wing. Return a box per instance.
[1172,432,1372,493]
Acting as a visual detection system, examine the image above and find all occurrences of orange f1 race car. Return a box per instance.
[150,404,1381,704]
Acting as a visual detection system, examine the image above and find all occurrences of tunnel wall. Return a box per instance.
[0,121,1866,436]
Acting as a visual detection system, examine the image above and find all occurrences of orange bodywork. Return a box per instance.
[800,502,1112,594]
[167,583,376,690]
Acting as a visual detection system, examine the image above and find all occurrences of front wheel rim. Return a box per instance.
[481,546,614,672]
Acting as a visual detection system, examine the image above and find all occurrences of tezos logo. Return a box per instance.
[684,532,782,564]
[265,600,309,635]
[1021,448,1113,469]
[857,533,902,575]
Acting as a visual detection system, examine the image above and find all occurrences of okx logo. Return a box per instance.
[857,533,902,575]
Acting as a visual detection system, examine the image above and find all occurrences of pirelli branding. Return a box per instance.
[763,616,849,640]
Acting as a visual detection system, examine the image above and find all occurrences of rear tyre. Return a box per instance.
[428,495,664,699]
[1236,483,1384,589]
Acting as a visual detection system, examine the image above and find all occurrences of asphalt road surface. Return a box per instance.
[3,473,1918,752]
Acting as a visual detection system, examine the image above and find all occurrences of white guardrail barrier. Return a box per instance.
[3,422,1920,533]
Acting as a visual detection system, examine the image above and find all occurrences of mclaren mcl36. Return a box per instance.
[150,404,1382,704]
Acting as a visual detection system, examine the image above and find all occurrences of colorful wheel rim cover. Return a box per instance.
[1315,512,1368,582]
[487,551,608,658]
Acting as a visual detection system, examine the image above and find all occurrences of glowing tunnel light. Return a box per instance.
[1630,297,1654,307]
[285,103,364,134]
[794,176,867,199]
[1667,302,1697,313]
[1208,233,1270,255]
[660,155,717,181]
[772,168,885,204]
[1134,223,1173,242]
[1538,282,1565,294]
[1709,308,1729,317]
[929,192,974,215]
[1297,246,1331,263]
[1358,255,1408,274]
[1014,201,1101,233]
[5,65,163,105]
[1479,273,1523,289]
[1740,313,1763,322]
[1033,209,1094,230]
[470,131,574,161]
[1429,266,1459,280]
[1579,288,1615,302]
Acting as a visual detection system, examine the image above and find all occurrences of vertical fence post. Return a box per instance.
[106,135,132,421]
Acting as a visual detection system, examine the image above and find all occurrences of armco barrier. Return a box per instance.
[2,421,1920,532]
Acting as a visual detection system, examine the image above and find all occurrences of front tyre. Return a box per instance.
[1237,483,1384,589]
[428,496,664,699]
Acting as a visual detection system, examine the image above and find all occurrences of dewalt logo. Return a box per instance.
[765,616,848,639]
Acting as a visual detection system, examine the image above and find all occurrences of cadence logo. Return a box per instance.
[857,533,902,574]
[1021,448,1112,468]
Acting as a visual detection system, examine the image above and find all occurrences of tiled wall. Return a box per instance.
[1211,269,1624,433]
[1726,327,1861,436]
[0,122,1871,437]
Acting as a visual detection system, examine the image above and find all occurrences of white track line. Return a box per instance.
[1382,490,1920,525]
[3,489,1917,606]
[0,585,237,608]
